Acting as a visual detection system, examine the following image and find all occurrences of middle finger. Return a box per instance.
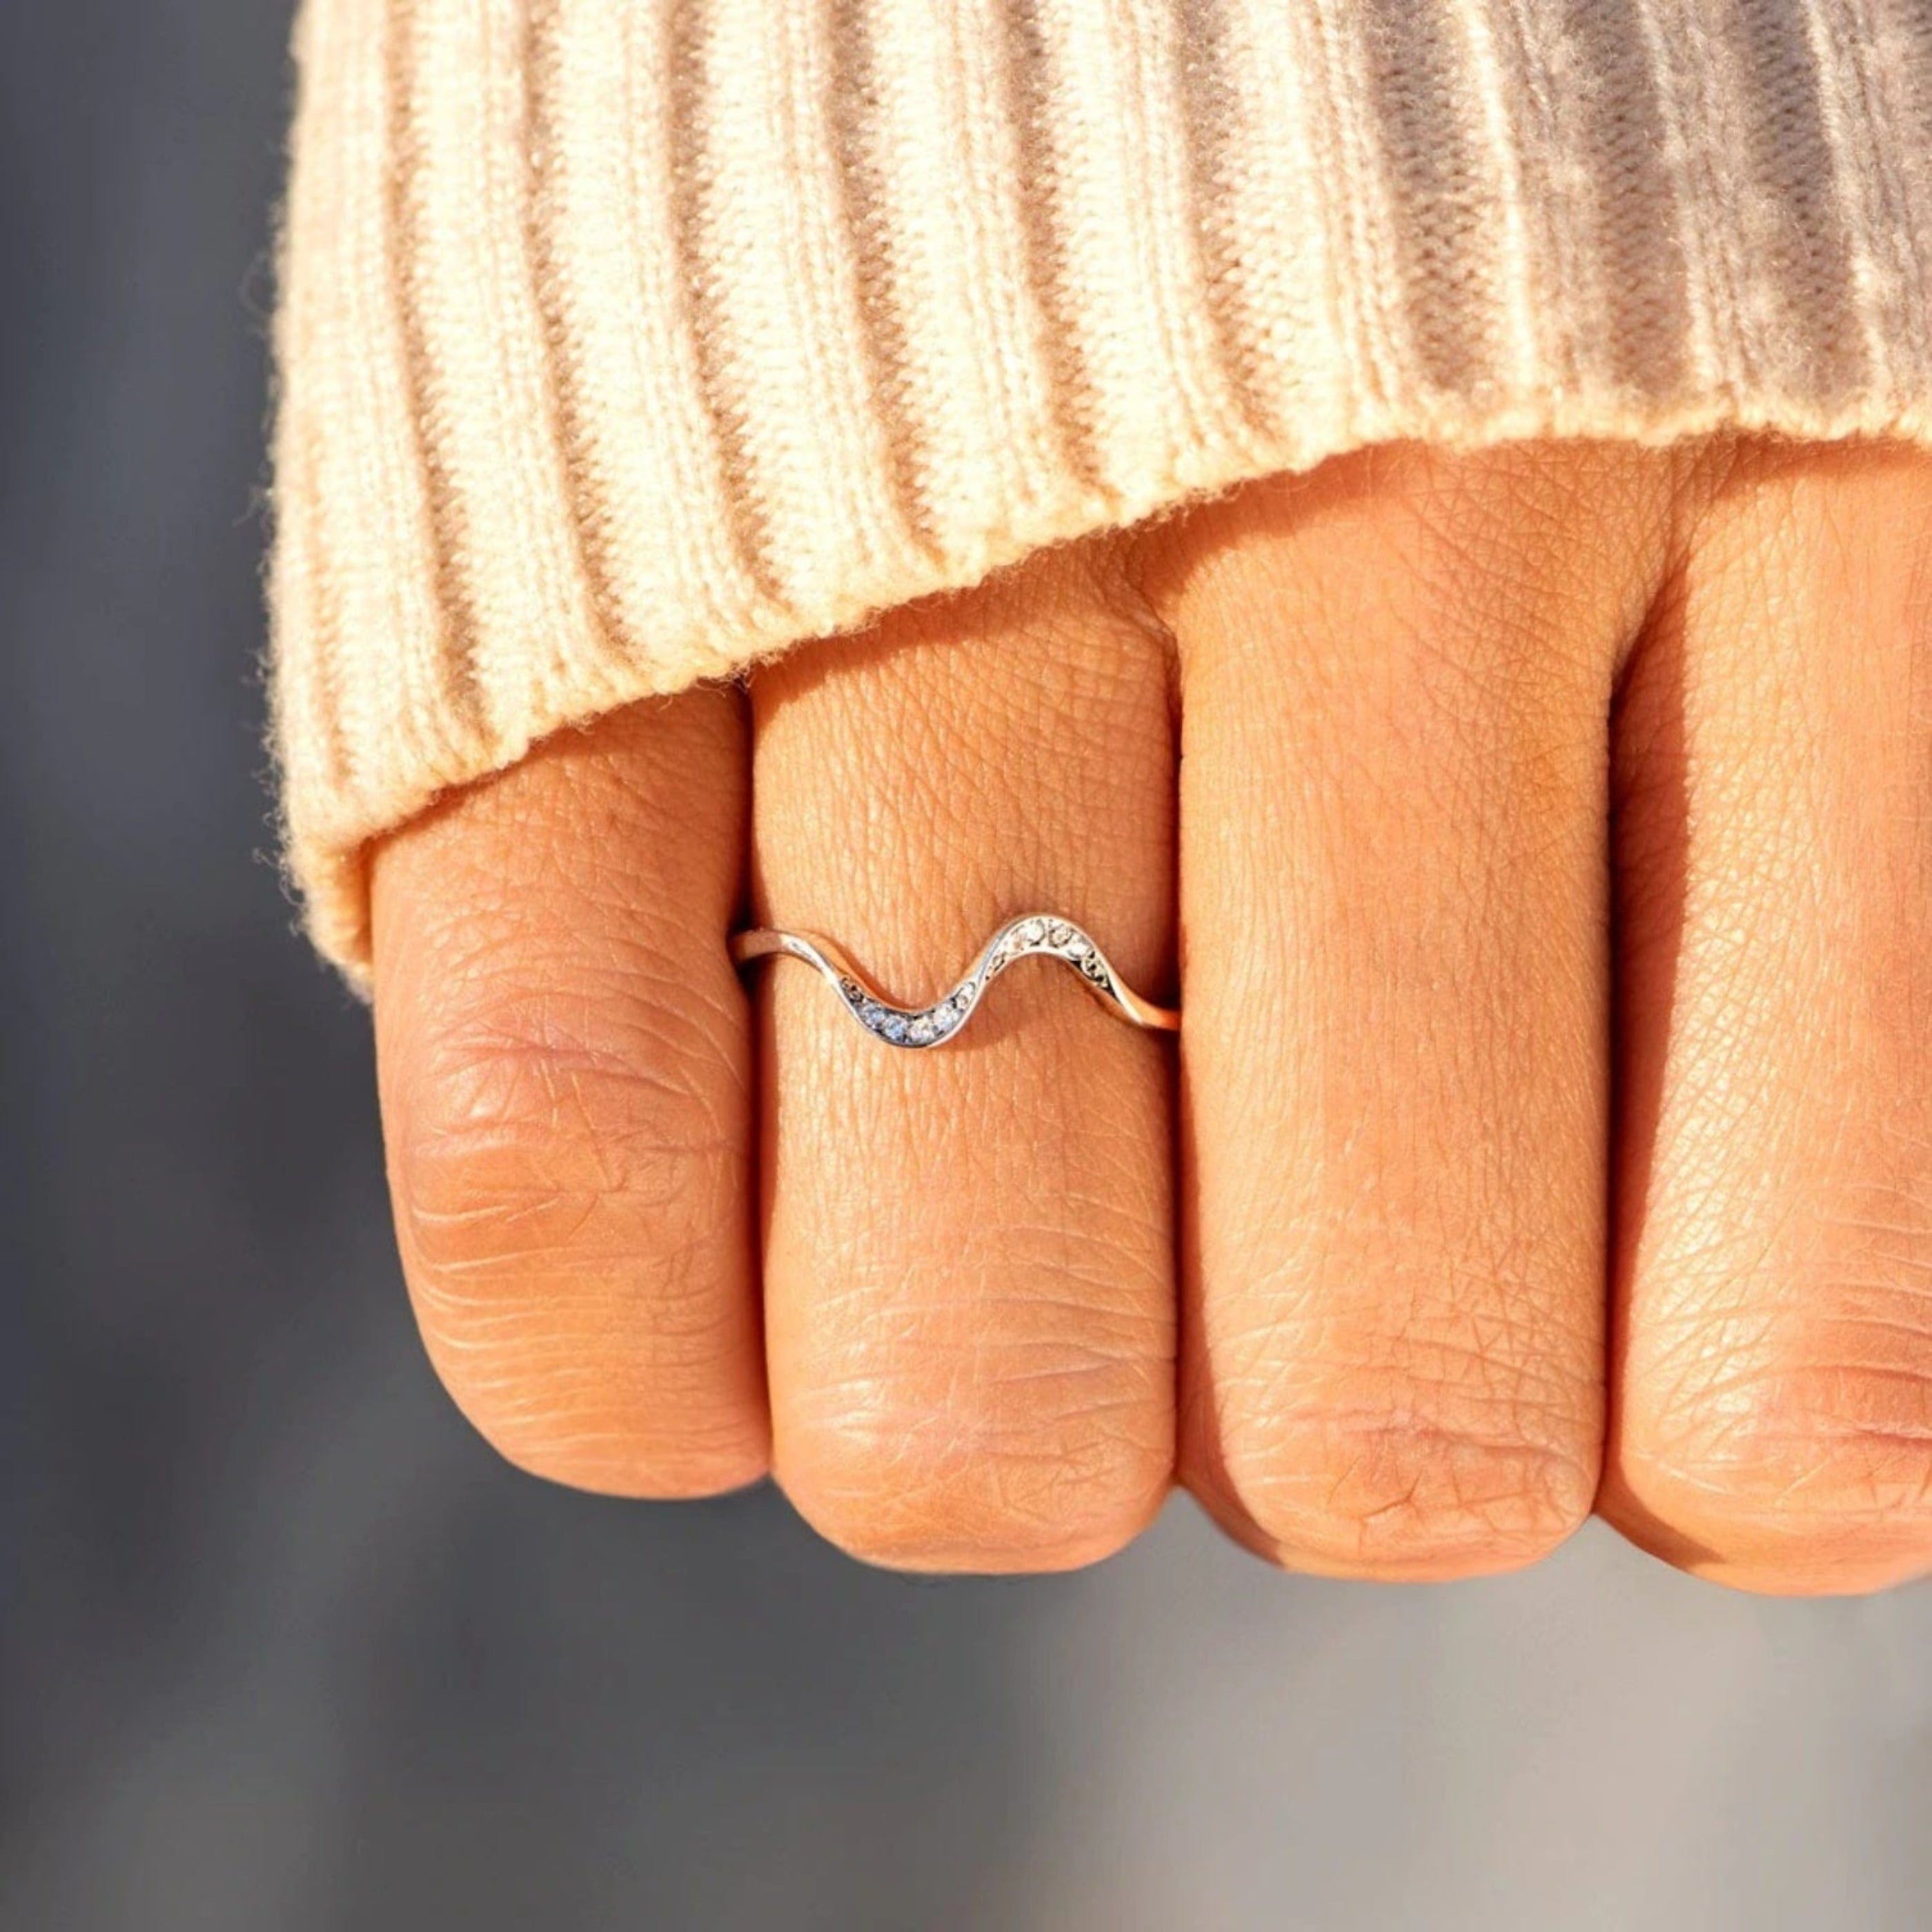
[1146,444,1673,1579]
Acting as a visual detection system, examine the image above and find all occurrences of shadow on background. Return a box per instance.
[1,7,1928,1930]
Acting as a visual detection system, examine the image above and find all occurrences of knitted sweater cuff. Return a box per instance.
[270,0,1932,982]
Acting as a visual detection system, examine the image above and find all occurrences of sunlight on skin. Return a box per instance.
[370,438,1932,1596]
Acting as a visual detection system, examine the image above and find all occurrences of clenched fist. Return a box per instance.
[370,438,1932,1595]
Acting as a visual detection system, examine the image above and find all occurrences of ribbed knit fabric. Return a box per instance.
[271,0,1932,982]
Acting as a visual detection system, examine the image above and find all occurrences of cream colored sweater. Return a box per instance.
[272,0,1932,981]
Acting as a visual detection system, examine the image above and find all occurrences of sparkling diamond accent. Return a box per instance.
[737,918,1173,1046]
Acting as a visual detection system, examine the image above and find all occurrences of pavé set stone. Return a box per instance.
[731,914,1179,1047]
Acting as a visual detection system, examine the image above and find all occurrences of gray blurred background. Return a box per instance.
[2,5,1928,1928]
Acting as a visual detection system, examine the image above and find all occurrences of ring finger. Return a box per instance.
[749,543,1179,1570]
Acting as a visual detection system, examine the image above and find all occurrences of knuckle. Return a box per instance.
[390,976,742,1317]
[782,1357,1170,1574]
[1196,1392,1596,1581]
[1621,1350,1932,1595]
[384,976,760,1499]
[441,1357,767,1501]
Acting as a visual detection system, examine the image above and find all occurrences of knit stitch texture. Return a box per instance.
[271,0,1932,981]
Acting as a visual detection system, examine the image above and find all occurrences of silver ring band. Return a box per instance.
[731,915,1179,1048]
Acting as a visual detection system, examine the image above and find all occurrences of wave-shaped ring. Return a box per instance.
[731,915,1179,1048]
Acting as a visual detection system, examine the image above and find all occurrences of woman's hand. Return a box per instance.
[368,436,1932,1595]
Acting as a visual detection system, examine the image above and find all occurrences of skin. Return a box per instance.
[370,437,1932,1594]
